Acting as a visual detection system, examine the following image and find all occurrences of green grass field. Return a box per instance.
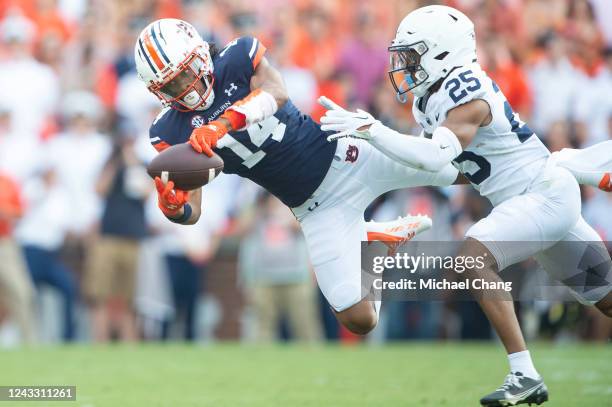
[0,343,610,407]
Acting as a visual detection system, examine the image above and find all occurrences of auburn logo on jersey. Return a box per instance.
[345,145,359,163]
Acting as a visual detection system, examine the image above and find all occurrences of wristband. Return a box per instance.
[220,109,246,131]
[224,89,278,131]
[167,203,192,224]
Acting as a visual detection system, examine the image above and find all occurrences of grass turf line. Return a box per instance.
[0,343,610,407]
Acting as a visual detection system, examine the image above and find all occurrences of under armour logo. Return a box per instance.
[345,145,359,163]
[225,83,237,96]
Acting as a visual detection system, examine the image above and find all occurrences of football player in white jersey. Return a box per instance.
[319,5,612,407]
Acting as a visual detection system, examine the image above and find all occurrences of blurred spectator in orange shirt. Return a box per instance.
[32,0,73,44]
[565,0,604,77]
[289,6,338,76]
[481,35,532,119]
[0,173,22,236]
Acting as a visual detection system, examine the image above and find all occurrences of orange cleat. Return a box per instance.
[366,214,432,255]
[598,173,611,192]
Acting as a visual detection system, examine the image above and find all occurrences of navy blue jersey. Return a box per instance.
[149,36,336,208]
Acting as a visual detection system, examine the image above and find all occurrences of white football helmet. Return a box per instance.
[135,18,215,111]
[388,5,476,99]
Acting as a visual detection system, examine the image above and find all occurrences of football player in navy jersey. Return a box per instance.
[135,19,460,335]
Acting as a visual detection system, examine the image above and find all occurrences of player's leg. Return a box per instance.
[474,167,581,406]
[356,136,459,197]
[294,139,453,334]
[365,214,432,255]
[334,299,378,335]
[466,230,549,406]
[595,292,612,317]
[534,216,612,317]
[297,202,379,335]
[459,236,549,405]
[458,237,527,353]
[551,140,612,191]
[341,137,450,251]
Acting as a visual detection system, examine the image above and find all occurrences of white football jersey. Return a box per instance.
[412,63,550,206]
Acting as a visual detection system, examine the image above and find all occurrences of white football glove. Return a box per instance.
[318,96,378,142]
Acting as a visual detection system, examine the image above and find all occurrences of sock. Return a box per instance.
[508,350,539,379]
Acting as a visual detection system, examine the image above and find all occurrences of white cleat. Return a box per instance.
[365,214,432,255]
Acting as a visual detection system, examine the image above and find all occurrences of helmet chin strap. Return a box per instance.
[194,76,215,110]
[396,92,408,104]
[182,90,202,107]
[396,77,411,104]
[181,88,215,111]
[195,89,215,111]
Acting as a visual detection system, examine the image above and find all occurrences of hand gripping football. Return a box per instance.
[147,143,224,190]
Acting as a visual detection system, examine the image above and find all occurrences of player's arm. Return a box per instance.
[319,97,489,172]
[190,40,288,156]
[216,56,288,132]
[442,99,491,148]
[454,173,471,185]
[365,98,489,171]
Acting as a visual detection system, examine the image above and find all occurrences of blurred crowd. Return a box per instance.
[0,0,610,346]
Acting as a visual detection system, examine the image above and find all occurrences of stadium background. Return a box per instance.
[0,0,611,348]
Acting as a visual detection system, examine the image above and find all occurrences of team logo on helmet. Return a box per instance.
[191,115,205,128]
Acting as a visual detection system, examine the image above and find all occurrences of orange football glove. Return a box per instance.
[189,120,229,157]
[155,177,189,217]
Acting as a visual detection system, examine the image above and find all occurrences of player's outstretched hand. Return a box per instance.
[317,96,346,112]
[155,176,189,217]
[189,121,228,157]
[317,96,378,142]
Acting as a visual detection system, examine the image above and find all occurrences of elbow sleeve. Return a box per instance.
[430,126,462,169]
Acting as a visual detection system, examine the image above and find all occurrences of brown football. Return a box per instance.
[147,143,224,191]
